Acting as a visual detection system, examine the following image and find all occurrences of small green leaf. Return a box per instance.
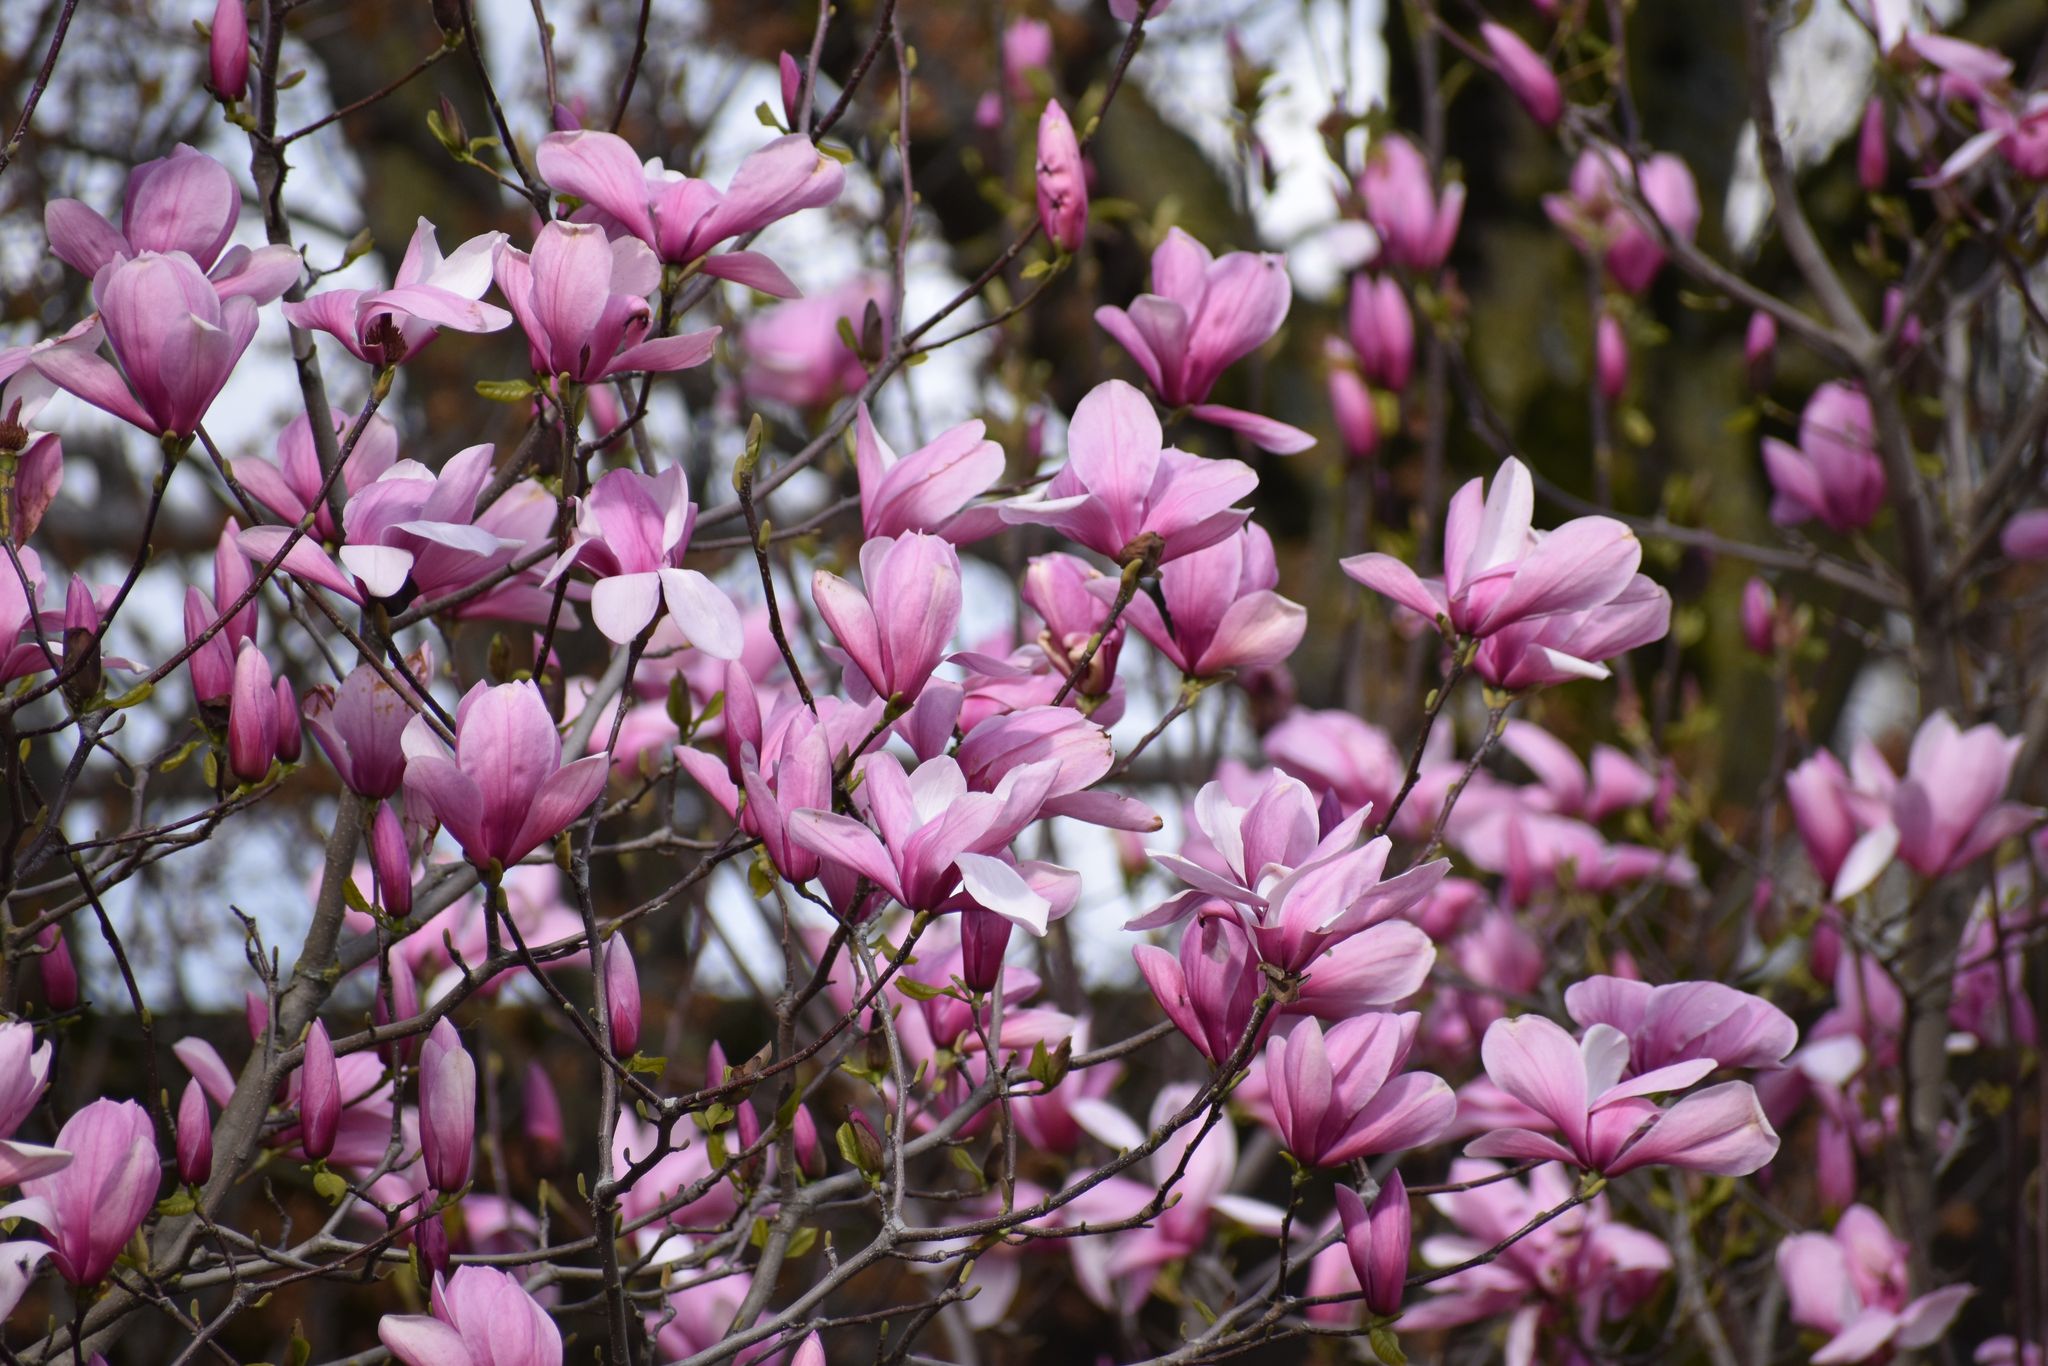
[1369,1326,1407,1365]
[475,378,538,403]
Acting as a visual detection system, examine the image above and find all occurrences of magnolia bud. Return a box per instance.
[1329,368,1378,462]
[1347,276,1413,392]
[524,1061,563,1157]
[227,643,278,784]
[373,952,420,1064]
[273,677,301,763]
[840,1110,884,1176]
[209,0,249,100]
[245,990,269,1045]
[184,588,233,709]
[299,1020,339,1161]
[792,1102,823,1178]
[60,578,102,706]
[177,1079,214,1185]
[959,908,1012,995]
[1858,96,1889,192]
[604,934,642,1058]
[1035,100,1089,253]
[419,1019,476,1194]
[1741,577,1776,656]
[370,802,413,918]
[1596,312,1628,405]
[779,52,804,129]
[415,1207,451,1281]
[1481,22,1562,128]
[37,926,77,1011]
[1745,310,1778,391]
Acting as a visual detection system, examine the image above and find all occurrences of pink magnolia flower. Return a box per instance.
[419,1019,476,1194]
[1347,274,1413,392]
[1333,1172,1409,1317]
[302,653,431,799]
[1742,576,1777,654]
[0,1023,69,1187]
[1784,747,1888,891]
[1108,523,1305,678]
[1859,96,1890,190]
[402,681,611,872]
[1778,1206,1973,1364]
[1466,1014,1780,1176]
[604,935,642,1057]
[1024,552,1127,699]
[789,752,1061,931]
[233,410,399,544]
[999,379,1257,565]
[1036,100,1089,253]
[1482,22,1563,127]
[1342,456,1643,642]
[1359,135,1464,274]
[298,1019,340,1160]
[535,129,842,294]
[955,705,1158,831]
[6,1099,159,1286]
[541,466,740,650]
[853,404,1006,541]
[1832,710,2041,898]
[2002,508,2048,559]
[1135,914,1270,1064]
[1468,571,1671,690]
[380,1266,562,1366]
[495,222,719,382]
[43,144,298,302]
[1094,227,1309,452]
[227,642,280,783]
[1329,366,1377,461]
[1403,1158,1670,1357]
[209,0,249,99]
[1262,1013,1454,1166]
[1762,382,1885,534]
[740,276,885,408]
[1262,708,1405,823]
[1544,146,1700,294]
[1498,721,1656,823]
[1133,770,1449,972]
[812,531,962,704]
[1562,975,1797,1073]
[33,252,259,438]
[283,219,511,365]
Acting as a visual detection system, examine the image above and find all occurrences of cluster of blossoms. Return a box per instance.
[2,0,2047,1362]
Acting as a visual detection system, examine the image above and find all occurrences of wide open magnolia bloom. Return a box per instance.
[1105,523,1307,679]
[1000,379,1256,565]
[232,409,399,543]
[541,465,740,651]
[1261,1013,1455,1167]
[1094,227,1311,453]
[1466,1014,1780,1177]
[1468,569,1670,690]
[495,222,719,383]
[44,144,299,303]
[790,752,1062,932]
[4,1098,158,1287]
[1778,1205,1973,1364]
[1831,709,2042,899]
[812,531,961,705]
[284,219,511,365]
[379,1265,562,1366]
[402,681,610,872]
[536,129,842,293]
[1762,382,1886,534]
[1343,455,1644,644]
[1131,770,1448,974]
[34,251,258,438]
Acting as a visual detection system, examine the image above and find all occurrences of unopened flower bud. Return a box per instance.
[604,934,642,1057]
[227,643,278,784]
[1741,577,1776,656]
[524,1061,563,1158]
[419,1018,476,1194]
[298,1020,339,1161]
[370,801,413,918]
[209,0,249,100]
[37,926,77,1011]
[177,1079,214,1185]
[1035,100,1089,253]
[1482,22,1562,127]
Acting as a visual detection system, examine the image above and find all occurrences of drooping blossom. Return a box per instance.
[1094,227,1310,452]
[536,129,842,293]
[811,532,962,704]
[1543,146,1701,294]
[1777,1206,1973,1364]
[379,1266,563,1366]
[1762,382,1886,534]
[7,1099,159,1287]
[1359,135,1464,274]
[789,752,1063,932]
[495,222,719,382]
[1341,456,1644,644]
[1831,710,2041,899]
[1000,379,1257,565]
[1465,1013,1780,1177]
[541,465,741,650]
[33,252,260,438]
[1131,770,1449,972]
[402,681,611,872]
[43,144,298,301]
[1261,1013,1455,1166]
[852,404,1006,541]
[283,220,511,365]
[1036,100,1089,253]
[1109,523,1305,679]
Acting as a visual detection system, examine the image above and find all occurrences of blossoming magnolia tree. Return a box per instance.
[0,0,2044,1361]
